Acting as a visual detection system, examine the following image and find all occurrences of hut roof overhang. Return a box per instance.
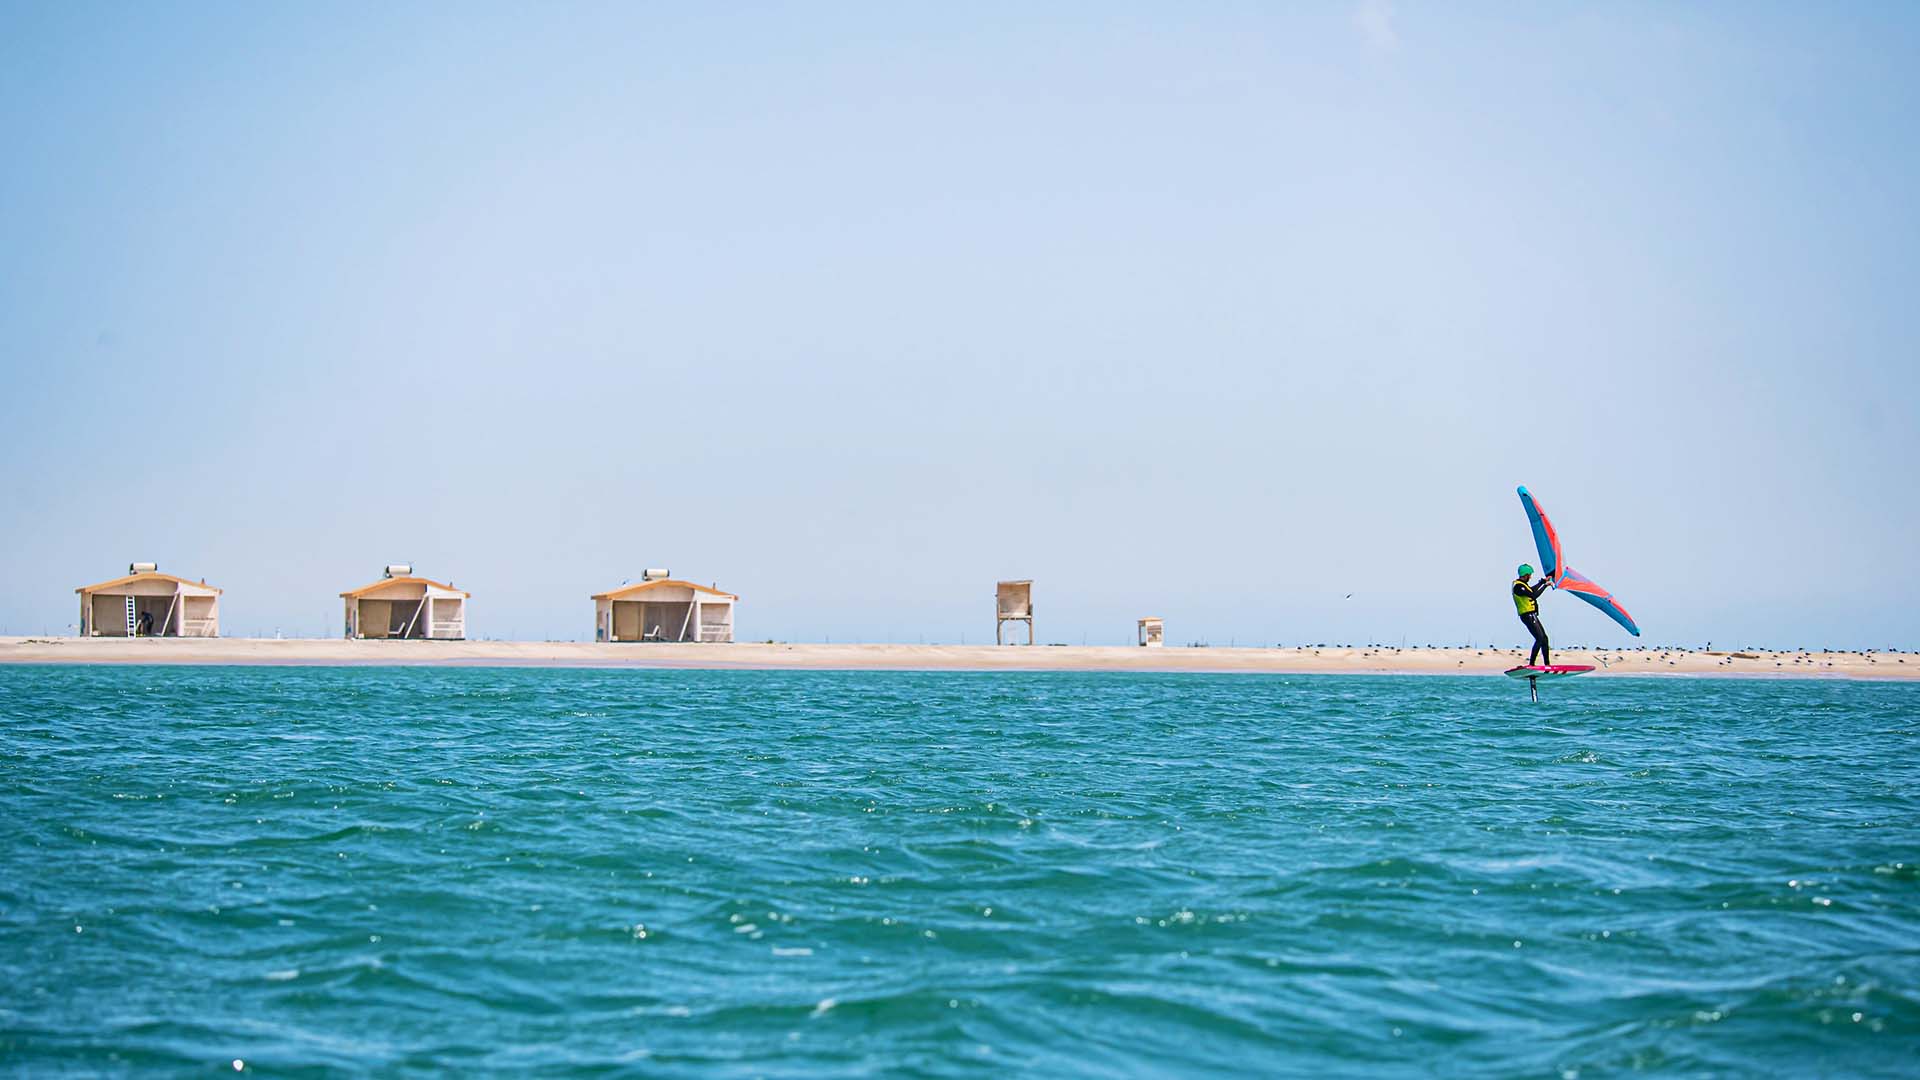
[591,579,737,601]
[76,572,221,595]
[339,576,470,599]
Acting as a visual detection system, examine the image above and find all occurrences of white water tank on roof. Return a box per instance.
[384,564,413,578]
[129,562,157,574]
[641,568,670,582]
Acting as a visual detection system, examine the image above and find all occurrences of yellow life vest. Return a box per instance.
[1513,577,1538,616]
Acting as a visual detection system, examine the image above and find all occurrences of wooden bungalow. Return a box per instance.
[593,570,736,643]
[340,564,468,640]
[77,563,220,637]
[1138,617,1165,647]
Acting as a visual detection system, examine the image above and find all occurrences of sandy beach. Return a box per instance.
[0,637,1911,679]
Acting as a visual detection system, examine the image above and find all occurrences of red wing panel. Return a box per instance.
[1557,568,1641,637]
[1517,486,1563,583]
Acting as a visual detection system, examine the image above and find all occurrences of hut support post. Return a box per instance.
[161,589,181,637]
[400,598,425,639]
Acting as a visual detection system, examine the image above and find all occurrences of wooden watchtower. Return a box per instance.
[995,580,1033,645]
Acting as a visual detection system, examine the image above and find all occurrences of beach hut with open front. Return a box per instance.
[340,564,468,640]
[76,562,221,637]
[593,570,737,643]
[1138,617,1165,647]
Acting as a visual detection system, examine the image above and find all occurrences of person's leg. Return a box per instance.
[1524,614,1549,666]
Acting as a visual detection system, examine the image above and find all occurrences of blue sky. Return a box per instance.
[2,3,1915,647]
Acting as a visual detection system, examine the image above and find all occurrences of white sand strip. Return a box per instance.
[0,638,1911,679]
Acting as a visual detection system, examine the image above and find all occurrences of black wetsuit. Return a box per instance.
[1513,577,1551,666]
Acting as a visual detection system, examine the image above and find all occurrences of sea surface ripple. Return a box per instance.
[1,666,1916,1076]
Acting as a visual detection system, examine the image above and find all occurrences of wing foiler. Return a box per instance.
[1515,486,1640,637]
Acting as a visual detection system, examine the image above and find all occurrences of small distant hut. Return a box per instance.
[995,580,1033,645]
[593,570,737,643]
[340,564,468,640]
[76,562,220,637]
[1138,617,1165,647]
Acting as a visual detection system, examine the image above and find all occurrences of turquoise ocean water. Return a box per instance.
[1,666,1916,1076]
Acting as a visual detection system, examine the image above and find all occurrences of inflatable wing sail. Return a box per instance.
[1515,484,1641,637]
[1556,567,1641,637]
[1516,486,1562,583]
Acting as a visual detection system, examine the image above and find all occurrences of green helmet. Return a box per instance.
[1518,563,1534,578]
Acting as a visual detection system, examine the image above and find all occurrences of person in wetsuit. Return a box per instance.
[1513,563,1552,666]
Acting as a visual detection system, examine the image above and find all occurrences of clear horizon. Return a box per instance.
[3,4,1916,649]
